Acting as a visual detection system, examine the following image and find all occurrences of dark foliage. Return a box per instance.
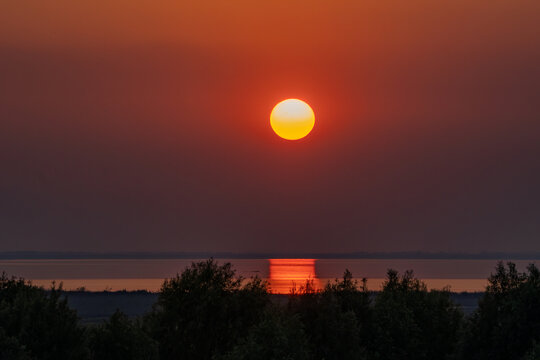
[463,262,540,360]
[3,260,540,360]
[0,273,87,360]
[87,310,158,360]
[370,269,463,360]
[221,307,311,360]
[0,327,32,360]
[524,342,540,360]
[288,270,370,359]
[146,258,270,360]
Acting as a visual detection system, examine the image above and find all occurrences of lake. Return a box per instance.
[1,258,537,293]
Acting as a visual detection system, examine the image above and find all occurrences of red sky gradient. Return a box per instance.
[1,1,539,253]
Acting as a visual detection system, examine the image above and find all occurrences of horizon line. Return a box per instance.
[1,250,540,260]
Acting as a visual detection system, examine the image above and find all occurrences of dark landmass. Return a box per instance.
[3,250,540,260]
[64,291,159,324]
[3,259,539,359]
[64,290,483,323]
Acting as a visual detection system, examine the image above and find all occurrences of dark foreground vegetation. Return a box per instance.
[1,260,540,360]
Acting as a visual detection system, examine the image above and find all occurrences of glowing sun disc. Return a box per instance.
[270,99,315,140]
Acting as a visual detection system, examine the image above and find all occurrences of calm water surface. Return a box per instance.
[1,258,536,293]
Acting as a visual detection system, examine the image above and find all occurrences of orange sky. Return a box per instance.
[1,1,539,253]
[2,1,538,50]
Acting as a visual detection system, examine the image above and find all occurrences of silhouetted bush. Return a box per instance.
[0,273,88,359]
[463,262,540,360]
[0,327,32,360]
[147,258,270,360]
[370,269,463,360]
[523,342,540,360]
[88,310,158,360]
[221,306,311,360]
[288,270,370,359]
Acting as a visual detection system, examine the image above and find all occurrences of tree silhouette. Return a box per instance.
[288,270,370,360]
[0,273,88,359]
[463,262,540,360]
[221,306,311,360]
[7,259,540,360]
[88,310,158,360]
[371,269,463,360]
[0,327,32,360]
[147,259,269,360]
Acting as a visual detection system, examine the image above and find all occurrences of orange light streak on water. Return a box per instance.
[268,259,321,294]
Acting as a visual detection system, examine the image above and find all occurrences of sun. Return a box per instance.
[270,99,315,140]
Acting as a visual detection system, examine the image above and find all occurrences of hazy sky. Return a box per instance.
[1,1,539,253]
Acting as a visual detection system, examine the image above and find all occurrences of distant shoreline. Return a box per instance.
[61,291,483,323]
[1,251,540,260]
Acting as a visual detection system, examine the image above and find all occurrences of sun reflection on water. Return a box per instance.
[268,259,321,294]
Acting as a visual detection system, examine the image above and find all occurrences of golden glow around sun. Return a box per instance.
[270,99,315,140]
